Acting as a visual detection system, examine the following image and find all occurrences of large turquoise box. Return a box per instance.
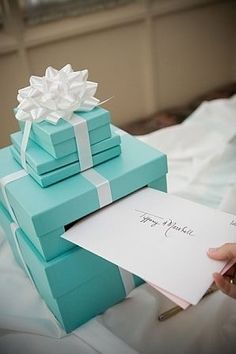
[0,203,144,332]
[18,107,111,159]
[0,131,168,262]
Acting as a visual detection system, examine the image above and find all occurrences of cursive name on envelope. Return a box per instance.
[135,209,195,238]
[62,187,236,306]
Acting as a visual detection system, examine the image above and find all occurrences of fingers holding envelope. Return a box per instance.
[208,243,236,300]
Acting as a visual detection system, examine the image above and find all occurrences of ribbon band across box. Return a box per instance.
[10,129,121,187]
[18,107,112,159]
[0,132,167,261]
[0,202,143,332]
[0,64,168,333]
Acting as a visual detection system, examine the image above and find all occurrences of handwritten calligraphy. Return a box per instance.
[135,210,195,238]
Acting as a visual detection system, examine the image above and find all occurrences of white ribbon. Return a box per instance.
[82,169,113,208]
[0,171,30,281]
[1,168,135,296]
[15,64,100,172]
[16,65,99,125]
[70,114,93,170]
[118,267,136,296]
[20,121,32,171]
[82,168,135,295]
[0,169,28,224]
[0,173,36,284]
[9,223,62,328]
[10,222,34,283]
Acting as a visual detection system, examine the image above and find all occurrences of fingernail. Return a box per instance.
[208,248,218,254]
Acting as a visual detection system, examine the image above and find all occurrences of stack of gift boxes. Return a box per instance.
[0,65,168,332]
[11,107,121,187]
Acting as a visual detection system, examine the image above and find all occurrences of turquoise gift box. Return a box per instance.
[4,64,169,332]
[0,131,167,262]
[0,202,144,332]
[11,130,121,175]
[18,107,111,159]
[10,131,121,187]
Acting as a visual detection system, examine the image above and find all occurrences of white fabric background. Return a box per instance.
[0,96,236,353]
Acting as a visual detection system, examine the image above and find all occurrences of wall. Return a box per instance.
[233,19,236,80]
[0,0,236,147]
[153,1,236,109]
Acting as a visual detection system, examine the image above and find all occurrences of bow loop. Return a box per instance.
[45,66,58,79]
[15,64,100,124]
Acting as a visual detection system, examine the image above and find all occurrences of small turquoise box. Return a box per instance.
[0,203,144,332]
[0,131,167,261]
[19,107,111,159]
[10,131,121,187]
[11,131,121,175]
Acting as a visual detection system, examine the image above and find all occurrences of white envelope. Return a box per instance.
[62,188,236,306]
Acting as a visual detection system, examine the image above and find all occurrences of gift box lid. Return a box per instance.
[11,131,121,175]
[0,199,71,261]
[11,144,121,188]
[0,131,167,239]
[19,121,112,159]
[1,174,167,262]
[19,107,111,146]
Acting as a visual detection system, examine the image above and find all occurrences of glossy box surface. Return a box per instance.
[19,107,111,158]
[11,137,121,187]
[11,131,121,175]
[0,203,143,332]
[0,131,167,261]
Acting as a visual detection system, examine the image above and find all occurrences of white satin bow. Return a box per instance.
[14,64,100,171]
[15,64,100,124]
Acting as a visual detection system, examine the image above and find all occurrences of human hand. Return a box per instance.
[208,243,236,299]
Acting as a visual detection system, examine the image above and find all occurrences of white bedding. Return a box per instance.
[1,96,236,354]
